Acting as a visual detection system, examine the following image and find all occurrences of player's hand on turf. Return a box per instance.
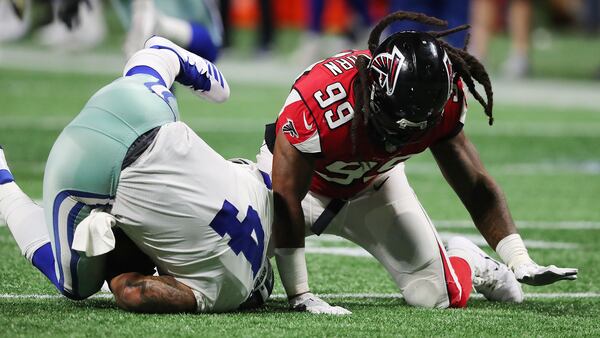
[289,292,351,315]
[514,262,578,286]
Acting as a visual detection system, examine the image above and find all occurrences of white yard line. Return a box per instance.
[406,161,600,175]
[305,247,372,257]
[1,292,599,300]
[2,115,600,138]
[304,292,600,300]
[434,220,600,230]
[304,239,576,259]
[306,232,579,249]
[0,293,114,299]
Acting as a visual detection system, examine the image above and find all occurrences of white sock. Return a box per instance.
[122,47,180,88]
[0,181,49,261]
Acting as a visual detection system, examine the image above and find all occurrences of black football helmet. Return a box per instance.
[367,31,453,147]
[238,258,274,310]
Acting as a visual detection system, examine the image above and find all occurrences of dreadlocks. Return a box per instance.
[352,11,494,153]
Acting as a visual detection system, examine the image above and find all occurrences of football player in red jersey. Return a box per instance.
[257,11,577,314]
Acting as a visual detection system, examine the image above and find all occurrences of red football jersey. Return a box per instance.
[276,50,467,199]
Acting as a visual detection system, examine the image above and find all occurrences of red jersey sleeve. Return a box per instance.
[275,88,322,154]
[276,50,371,155]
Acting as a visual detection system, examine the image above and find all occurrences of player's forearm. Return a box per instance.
[432,134,519,249]
[271,130,315,249]
[464,174,518,249]
[112,272,197,313]
[273,193,306,248]
[272,194,310,298]
[271,131,316,298]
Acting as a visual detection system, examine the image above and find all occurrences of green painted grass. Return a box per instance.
[1,60,599,336]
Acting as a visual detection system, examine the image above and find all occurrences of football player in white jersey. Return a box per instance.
[0,36,273,313]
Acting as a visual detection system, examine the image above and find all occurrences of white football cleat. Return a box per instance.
[447,236,524,303]
[144,36,230,103]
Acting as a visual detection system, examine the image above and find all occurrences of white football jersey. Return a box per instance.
[111,122,273,312]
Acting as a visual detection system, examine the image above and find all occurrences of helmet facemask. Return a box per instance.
[368,88,444,147]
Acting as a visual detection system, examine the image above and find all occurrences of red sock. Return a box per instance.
[449,256,473,308]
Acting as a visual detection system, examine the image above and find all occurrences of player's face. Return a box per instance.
[367,104,442,147]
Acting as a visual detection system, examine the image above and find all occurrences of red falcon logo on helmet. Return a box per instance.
[370,45,406,96]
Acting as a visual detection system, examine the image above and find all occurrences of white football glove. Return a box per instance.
[496,234,578,286]
[289,293,352,315]
[513,262,578,286]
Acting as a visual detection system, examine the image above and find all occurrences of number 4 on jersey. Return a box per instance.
[209,200,265,277]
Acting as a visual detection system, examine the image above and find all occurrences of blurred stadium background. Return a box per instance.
[1,0,599,336]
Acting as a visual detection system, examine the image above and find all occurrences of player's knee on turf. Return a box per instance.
[402,278,449,309]
[59,284,100,301]
[54,254,107,301]
[59,290,88,301]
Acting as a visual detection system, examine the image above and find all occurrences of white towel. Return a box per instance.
[72,209,116,256]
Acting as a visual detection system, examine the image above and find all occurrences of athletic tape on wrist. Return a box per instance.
[495,233,534,270]
[275,248,310,297]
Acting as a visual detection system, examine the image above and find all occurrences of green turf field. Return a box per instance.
[1,65,599,337]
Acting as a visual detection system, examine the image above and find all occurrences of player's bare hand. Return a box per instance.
[514,262,578,286]
[289,292,351,315]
